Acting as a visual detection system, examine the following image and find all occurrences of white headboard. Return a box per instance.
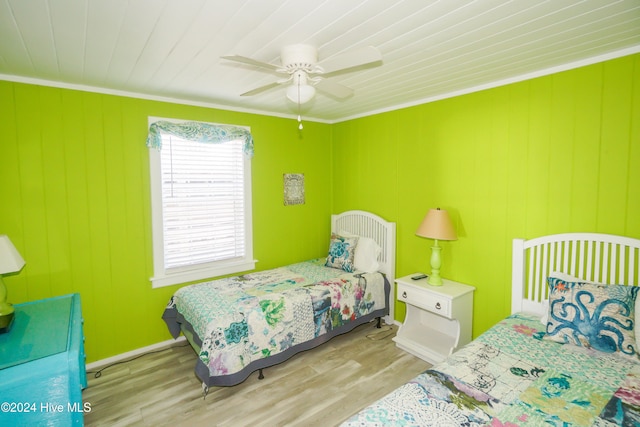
[512,232,640,316]
[331,210,396,324]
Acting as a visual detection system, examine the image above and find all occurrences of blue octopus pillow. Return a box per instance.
[325,233,358,273]
[544,277,639,361]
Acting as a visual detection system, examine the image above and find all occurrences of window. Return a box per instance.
[148,118,254,288]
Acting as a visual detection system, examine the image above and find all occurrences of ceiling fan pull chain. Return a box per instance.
[297,79,304,130]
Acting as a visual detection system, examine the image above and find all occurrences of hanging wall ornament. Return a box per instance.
[284,173,305,205]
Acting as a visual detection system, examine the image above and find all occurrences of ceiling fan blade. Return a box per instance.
[314,79,354,99]
[240,81,282,96]
[317,46,382,77]
[221,55,281,72]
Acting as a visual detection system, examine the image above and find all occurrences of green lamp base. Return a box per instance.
[0,310,14,333]
[0,276,15,333]
[428,274,443,286]
[428,242,443,286]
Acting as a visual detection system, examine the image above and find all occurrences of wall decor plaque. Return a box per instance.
[284,173,305,205]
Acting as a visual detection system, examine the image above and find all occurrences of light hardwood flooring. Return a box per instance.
[82,322,430,427]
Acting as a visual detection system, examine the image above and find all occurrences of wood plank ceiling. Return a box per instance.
[1,0,639,122]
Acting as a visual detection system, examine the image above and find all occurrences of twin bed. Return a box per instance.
[343,232,640,426]
[163,210,640,425]
[162,210,396,391]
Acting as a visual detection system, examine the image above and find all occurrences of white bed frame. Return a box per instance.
[332,210,396,324]
[512,232,640,316]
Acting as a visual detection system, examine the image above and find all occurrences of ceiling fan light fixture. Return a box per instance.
[286,84,315,104]
[223,43,382,106]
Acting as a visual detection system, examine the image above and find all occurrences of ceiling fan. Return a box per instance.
[221,44,383,105]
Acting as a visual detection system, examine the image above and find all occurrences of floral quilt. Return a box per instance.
[163,258,386,379]
[342,313,640,426]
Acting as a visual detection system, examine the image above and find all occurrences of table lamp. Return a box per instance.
[415,208,457,286]
[0,235,26,333]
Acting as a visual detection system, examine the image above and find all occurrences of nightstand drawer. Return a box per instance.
[397,282,451,318]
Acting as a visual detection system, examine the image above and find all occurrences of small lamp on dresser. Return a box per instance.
[415,208,457,286]
[0,235,26,333]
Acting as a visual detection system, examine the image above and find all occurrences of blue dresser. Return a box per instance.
[0,294,87,426]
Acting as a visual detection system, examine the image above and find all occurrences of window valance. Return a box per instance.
[146,120,254,157]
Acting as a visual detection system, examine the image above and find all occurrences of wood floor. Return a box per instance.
[82,321,430,427]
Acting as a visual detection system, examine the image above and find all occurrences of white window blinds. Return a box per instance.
[160,134,246,269]
[148,118,254,288]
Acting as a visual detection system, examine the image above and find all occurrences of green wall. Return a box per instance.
[1,52,638,362]
[0,83,333,362]
[332,53,640,336]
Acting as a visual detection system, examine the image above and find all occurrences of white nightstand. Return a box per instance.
[393,274,475,364]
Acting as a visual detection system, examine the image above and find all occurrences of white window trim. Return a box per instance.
[148,117,255,288]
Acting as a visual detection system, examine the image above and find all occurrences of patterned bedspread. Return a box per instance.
[342,313,640,426]
[163,258,386,380]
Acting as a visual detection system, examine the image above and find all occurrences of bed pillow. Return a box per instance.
[544,277,639,361]
[338,230,381,273]
[540,272,600,325]
[542,272,640,347]
[325,233,358,273]
[353,237,381,272]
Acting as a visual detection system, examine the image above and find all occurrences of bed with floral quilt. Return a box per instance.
[162,210,396,392]
[342,232,640,426]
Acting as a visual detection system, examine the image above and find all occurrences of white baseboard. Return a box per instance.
[85,336,187,371]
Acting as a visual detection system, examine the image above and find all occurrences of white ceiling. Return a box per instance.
[1,0,639,123]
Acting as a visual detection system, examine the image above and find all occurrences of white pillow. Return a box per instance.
[353,237,381,272]
[338,230,381,272]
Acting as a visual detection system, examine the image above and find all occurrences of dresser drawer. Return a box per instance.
[397,282,451,318]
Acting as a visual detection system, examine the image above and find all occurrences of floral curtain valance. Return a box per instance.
[146,120,254,157]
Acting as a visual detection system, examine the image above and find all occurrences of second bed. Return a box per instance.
[162,210,396,390]
[343,232,640,426]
